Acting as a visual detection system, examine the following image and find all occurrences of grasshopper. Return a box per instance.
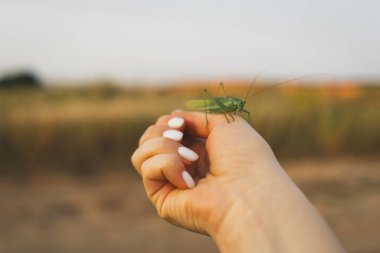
[186,82,251,126]
[186,75,327,126]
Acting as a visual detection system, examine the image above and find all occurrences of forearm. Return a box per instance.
[211,165,346,253]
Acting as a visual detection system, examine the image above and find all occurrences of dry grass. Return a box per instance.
[1,82,380,174]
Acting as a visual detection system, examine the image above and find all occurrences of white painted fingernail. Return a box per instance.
[168,117,184,128]
[182,171,195,189]
[178,146,199,162]
[163,129,183,141]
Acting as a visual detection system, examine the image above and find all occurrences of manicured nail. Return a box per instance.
[182,171,195,189]
[168,117,184,129]
[163,129,183,141]
[178,146,199,162]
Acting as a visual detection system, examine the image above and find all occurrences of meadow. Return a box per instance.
[0,81,380,253]
[0,81,379,175]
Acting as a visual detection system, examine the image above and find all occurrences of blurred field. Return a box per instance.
[1,82,379,174]
[0,81,380,252]
[0,158,379,253]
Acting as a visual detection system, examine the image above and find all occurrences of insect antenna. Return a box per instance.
[246,73,337,101]
[243,67,272,102]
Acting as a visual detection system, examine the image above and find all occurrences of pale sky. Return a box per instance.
[0,0,379,83]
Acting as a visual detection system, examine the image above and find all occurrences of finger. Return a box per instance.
[132,137,180,175]
[167,117,185,130]
[132,137,199,175]
[170,111,247,138]
[155,115,171,126]
[139,125,184,146]
[156,114,185,131]
[141,154,195,190]
[139,125,167,146]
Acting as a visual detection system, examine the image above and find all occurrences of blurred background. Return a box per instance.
[1,1,379,252]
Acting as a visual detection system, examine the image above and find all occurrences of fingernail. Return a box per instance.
[163,129,183,141]
[178,146,199,162]
[182,171,195,188]
[168,117,184,129]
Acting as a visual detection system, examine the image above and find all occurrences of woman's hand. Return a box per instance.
[131,111,346,253]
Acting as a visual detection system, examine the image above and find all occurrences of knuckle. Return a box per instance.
[140,160,149,177]
[140,136,164,153]
[167,154,181,168]
[139,125,169,146]
[156,115,170,125]
[156,203,170,221]
[156,154,175,173]
[145,125,156,135]
[141,154,179,178]
[131,150,139,169]
[137,137,178,168]
[157,209,169,220]
[151,137,169,152]
[139,125,155,146]
[131,149,142,173]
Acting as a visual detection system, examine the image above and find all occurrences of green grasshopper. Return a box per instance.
[186,75,326,126]
[186,82,251,126]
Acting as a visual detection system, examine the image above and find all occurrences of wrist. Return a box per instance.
[210,164,291,253]
[210,164,345,253]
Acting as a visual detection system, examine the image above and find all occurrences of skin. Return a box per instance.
[131,111,346,253]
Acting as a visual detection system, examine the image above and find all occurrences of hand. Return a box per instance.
[131,111,346,253]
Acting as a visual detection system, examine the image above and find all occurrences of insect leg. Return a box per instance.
[228,112,235,121]
[216,82,228,98]
[241,109,251,124]
[216,83,235,121]
[203,89,231,123]
[203,89,209,126]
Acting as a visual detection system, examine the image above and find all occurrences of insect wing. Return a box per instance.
[186,98,237,113]
[186,99,218,110]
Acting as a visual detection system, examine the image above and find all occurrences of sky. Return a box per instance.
[0,0,379,84]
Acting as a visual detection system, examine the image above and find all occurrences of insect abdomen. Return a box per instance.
[187,98,239,113]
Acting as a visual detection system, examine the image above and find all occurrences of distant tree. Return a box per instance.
[0,71,42,88]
